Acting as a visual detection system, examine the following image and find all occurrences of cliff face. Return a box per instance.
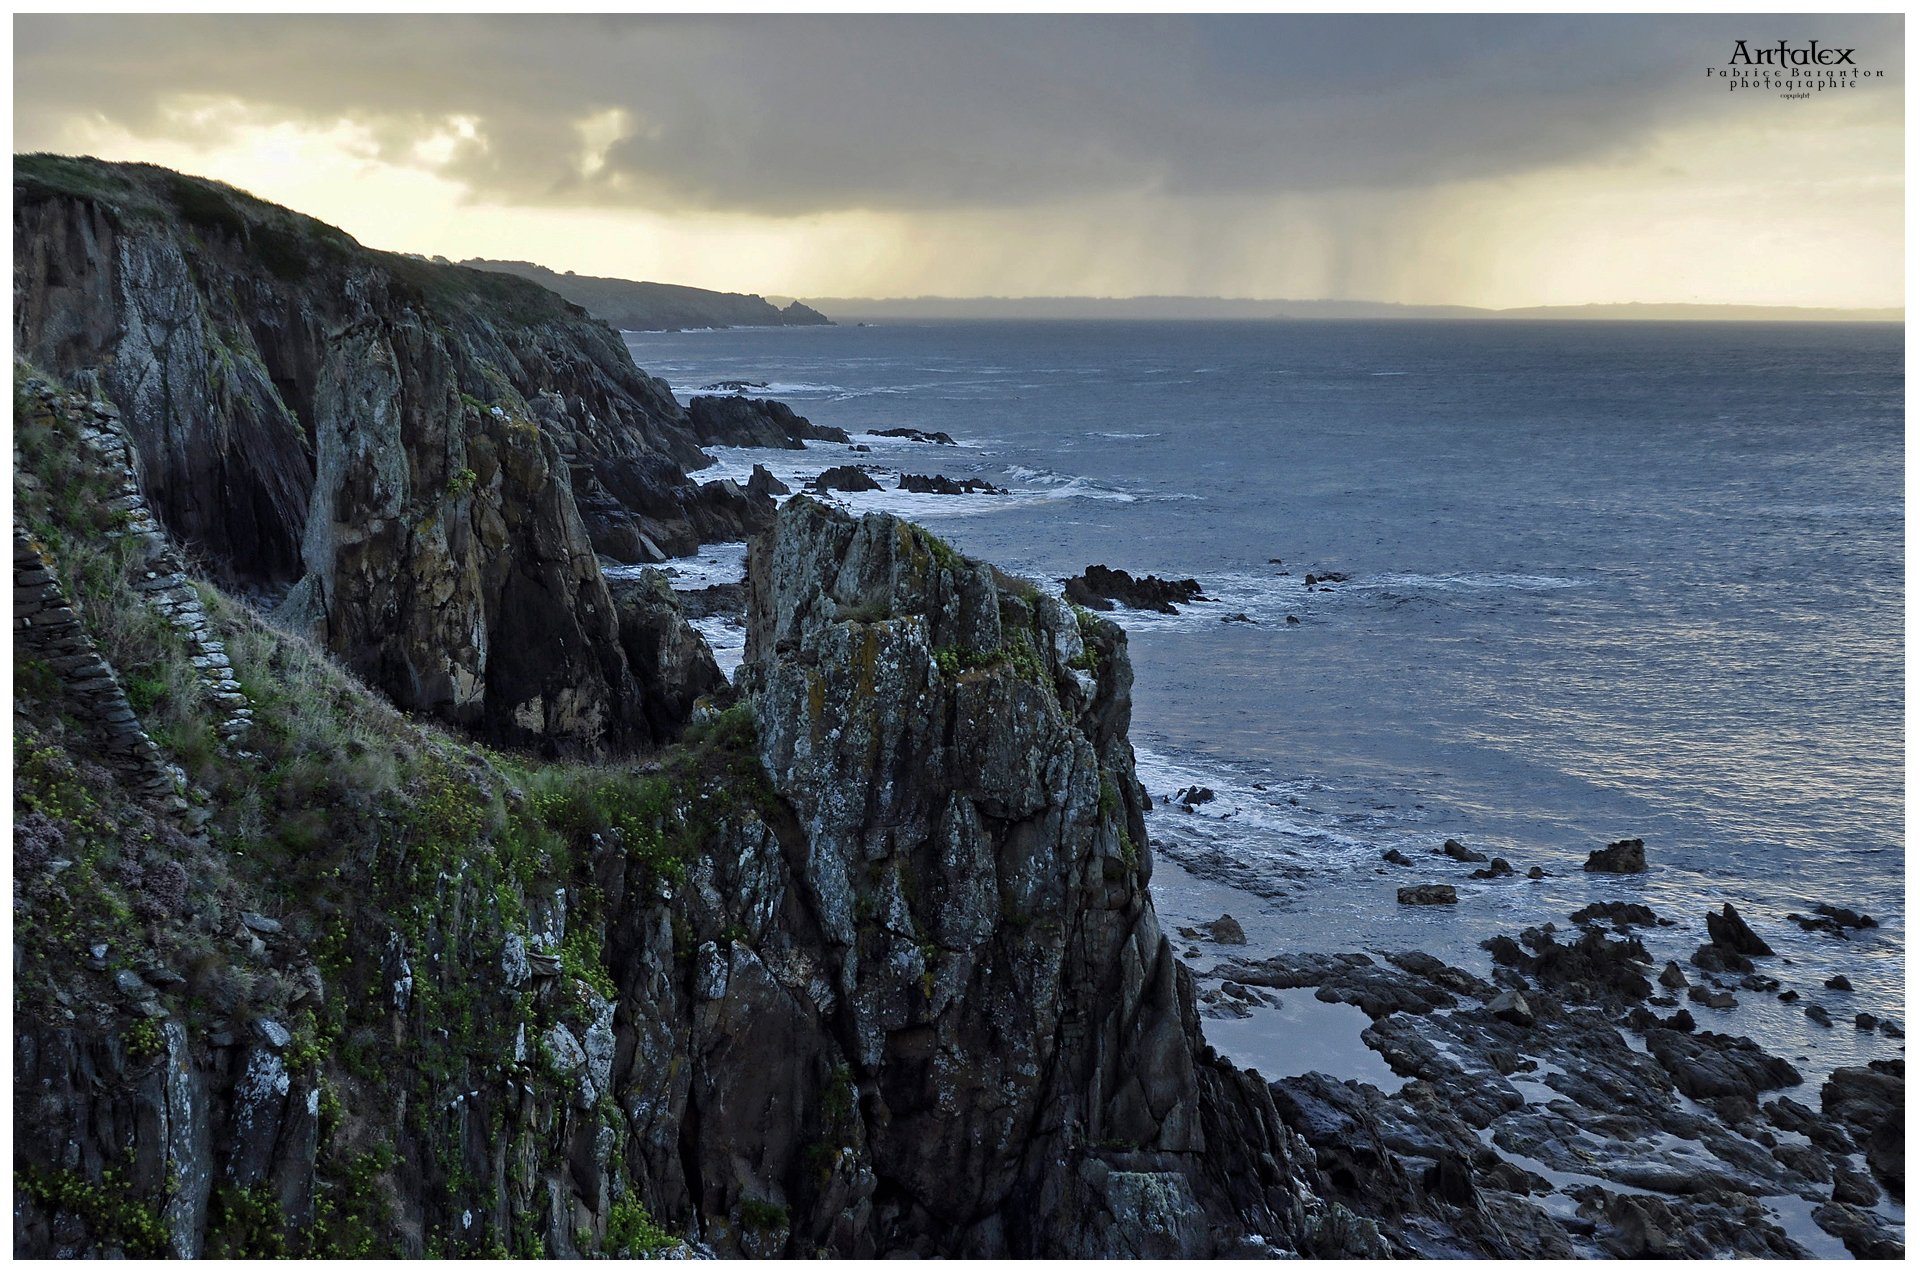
[12,159,1353,1260]
[13,379,1342,1256]
[13,156,764,752]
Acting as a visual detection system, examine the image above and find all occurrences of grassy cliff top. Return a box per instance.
[15,153,589,326]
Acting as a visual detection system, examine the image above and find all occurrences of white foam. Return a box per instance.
[693,616,747,680]
[604,541,749,590]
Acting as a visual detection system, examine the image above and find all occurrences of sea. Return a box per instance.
[620,319,1905,1087]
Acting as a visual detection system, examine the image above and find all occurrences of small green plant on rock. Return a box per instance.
[604,1195,677,1257]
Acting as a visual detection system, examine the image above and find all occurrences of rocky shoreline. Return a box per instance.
[1147,831,1906,1259]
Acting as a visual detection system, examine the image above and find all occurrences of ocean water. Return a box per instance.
[624,319,1905,1078]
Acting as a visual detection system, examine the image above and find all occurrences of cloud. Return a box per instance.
[15,14,1904,217]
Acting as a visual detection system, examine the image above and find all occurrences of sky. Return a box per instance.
[11,13,1906,308]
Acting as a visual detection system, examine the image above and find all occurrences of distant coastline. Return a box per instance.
[463,258,833,331]
[800,295,1903,324]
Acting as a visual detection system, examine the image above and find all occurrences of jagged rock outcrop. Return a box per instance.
[686,395,851,449]
[13,156,740,751]
[13,467,1351,1257]
[725,497,1327,1255]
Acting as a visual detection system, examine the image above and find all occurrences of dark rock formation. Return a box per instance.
[1705,904,1774,957]
[867,427,956,446]
[686,395,850,449]
[607,571,729,736]
[1062,566,1204,615]
[1178,915,1247,946]
[13,156,734,753]
[1582,838,1647,873]
[1398,885,1457,906]
[807,466,882,494]
[1571,901,1661,930]
[747,464,791,499]
[897,474,1006,495]
[732,497,1329,1254]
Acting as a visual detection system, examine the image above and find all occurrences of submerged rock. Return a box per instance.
[1398,884,1457,906]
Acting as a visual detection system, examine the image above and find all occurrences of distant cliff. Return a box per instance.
[464,259,832,332]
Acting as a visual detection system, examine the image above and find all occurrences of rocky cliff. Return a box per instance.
[12,374,1353,1255]
[10,164,1364,1258]
[14,155,766,753]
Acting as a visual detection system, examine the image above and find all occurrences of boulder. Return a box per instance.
[746,464,791,499]
[1397,885,1457,906]
[808,466,883,493]
[1582,839,1647,873]
[1704,904,1773,957]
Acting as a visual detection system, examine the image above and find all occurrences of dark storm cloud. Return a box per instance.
[14,13,1905,215]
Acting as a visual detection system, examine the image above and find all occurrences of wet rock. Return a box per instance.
[746,464,791,499]
[1398,885,1457,906]
[897,473,1007,496]
[1062,565,1205,615]
[1643,1028,1802,1101]
[1854,1013,1879,1031]
[1485,926,1652,1006]
[1179,914,1247,946]
[1814,1203,1904,1259]
[687,395,850,448]
[1658,961,1689,990]
[1174,786,1216,807]
[1831,1159,1882,1207]
[1525,866,1545,880]
[1689,943,1752,975]
[1382,848,1414,867]
[1440,838,1487,864]
[1805,1004,1833,1028]
[1825,974,1853,991]
[1571,902,1660,931]
[1578,1188,1805,1259]
[1469,858,1513,880]
[1486,990,1534,1028]
[867,427,956,446]
[1822,1062,1903,1197]
[1215,952,1460,1019]
[1704,904,1773,957]
[1687,987,1736,1010]
[808,465,883,493]
[1581,838,1646,874]
[1813,903,1877,930]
